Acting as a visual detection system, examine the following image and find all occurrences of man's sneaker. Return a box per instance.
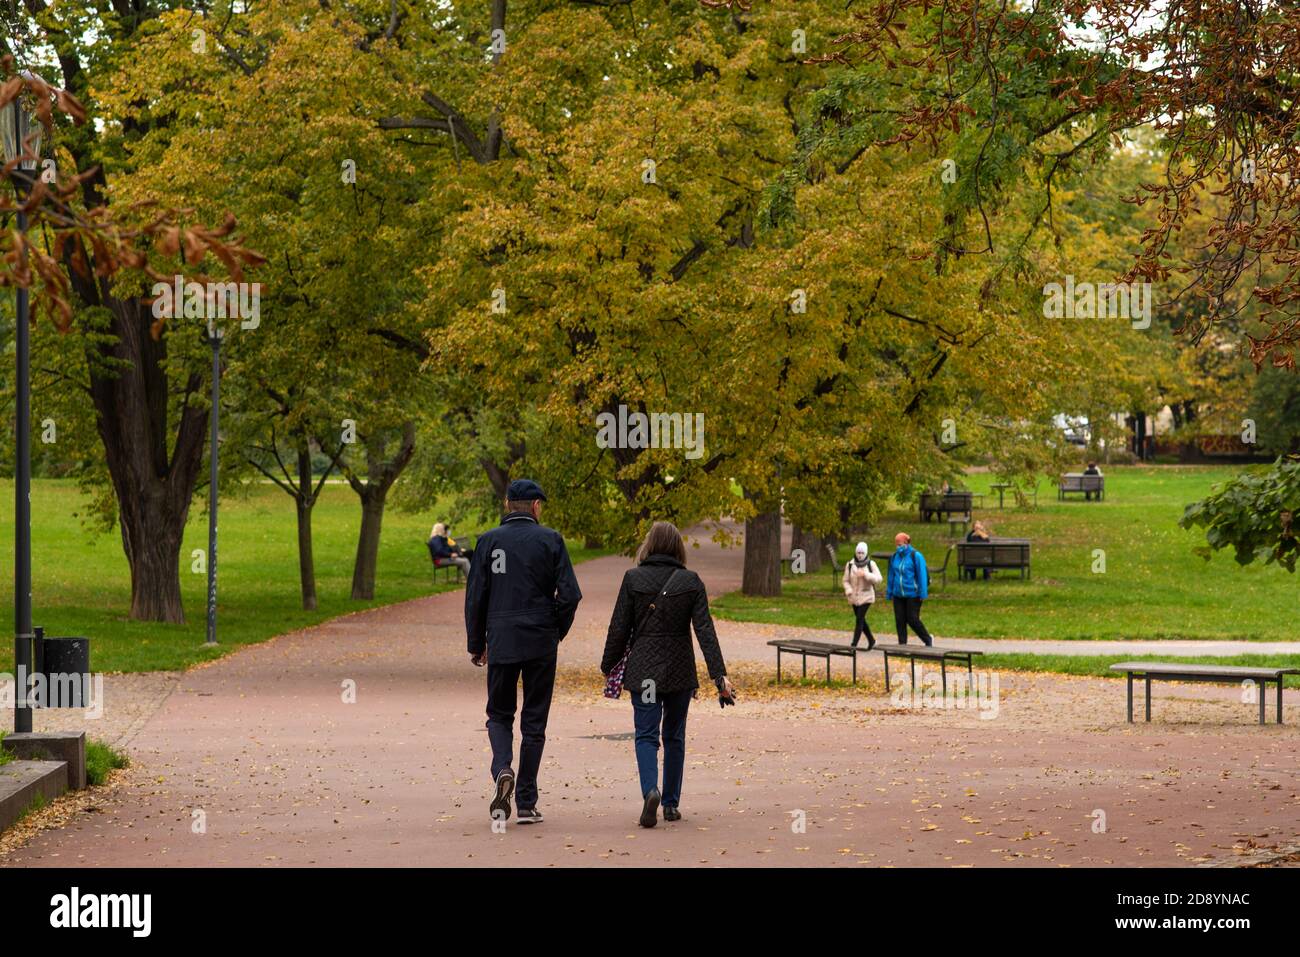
[490,768,515,821]
[517,808,544,824]
[639,788,661,828]
[663,806,682,822]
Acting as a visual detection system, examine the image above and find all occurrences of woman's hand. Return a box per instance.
[718,676,736,705]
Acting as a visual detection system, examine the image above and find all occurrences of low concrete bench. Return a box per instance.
[881,644,984,695]
[1109,662,1299,724]
[1059,473,1104,500]
[0,761,70,835]
[767,639,864,684]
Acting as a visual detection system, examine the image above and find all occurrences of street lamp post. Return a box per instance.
[205,321,221,647]
[2,78,44,732]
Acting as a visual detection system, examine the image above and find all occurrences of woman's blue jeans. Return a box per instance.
[631,688,691,808]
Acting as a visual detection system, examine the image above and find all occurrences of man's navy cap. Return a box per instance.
[507,478,547,501]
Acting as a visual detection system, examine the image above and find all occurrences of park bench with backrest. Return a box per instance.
[780,551,809,578]
[428,541,466,583]
[824,542,844,592]
[825,543,889,593]
[1058,473,1104,500]
[830,544,954,591]
[957,538,1032,580]
[1109,661,1299,725]
[767,638,864,684]
[919,491,974,523]
[880,644,983,695]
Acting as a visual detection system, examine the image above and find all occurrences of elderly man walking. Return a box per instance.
[465,479,582,825]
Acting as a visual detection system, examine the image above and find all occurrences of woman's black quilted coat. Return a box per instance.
[601,554,727,695]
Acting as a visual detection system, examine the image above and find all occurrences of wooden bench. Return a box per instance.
[919,491,974,523]
[1109,662,1299,724]
[957,538,1032,580]
[881,644,983,695]
[428,542,465,582]
[1059,473,1104,500]
[860,547,953,591]
[432,558,464,582]
[767,639,864,684]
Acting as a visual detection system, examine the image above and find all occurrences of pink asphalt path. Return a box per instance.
[4,525,1298,867]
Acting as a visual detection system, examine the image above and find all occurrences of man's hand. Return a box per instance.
[470,651,487,667]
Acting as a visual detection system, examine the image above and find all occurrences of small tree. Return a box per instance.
[1180,457,1300,571]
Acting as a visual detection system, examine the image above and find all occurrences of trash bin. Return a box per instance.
[32,626,92,708]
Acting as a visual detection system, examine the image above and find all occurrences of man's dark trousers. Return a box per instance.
[486,652,557,810]
[892,596,934,646]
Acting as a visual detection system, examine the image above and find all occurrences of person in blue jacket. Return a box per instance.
[885,532,934,646]
[465,479,583,826]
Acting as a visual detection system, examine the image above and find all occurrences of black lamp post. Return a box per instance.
[2,76,44,732]
[205,320,221,648]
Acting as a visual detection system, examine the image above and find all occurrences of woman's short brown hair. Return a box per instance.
[637,521,686,564]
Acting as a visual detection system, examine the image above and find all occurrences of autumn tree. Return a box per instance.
[792,0,1300,369]
[92,1,432,608]
[0,41,262,622]
[406,1,1147,596]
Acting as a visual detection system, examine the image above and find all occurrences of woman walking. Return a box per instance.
[601,521,735,828]
[842,541,882,649]
[886,532,934,646]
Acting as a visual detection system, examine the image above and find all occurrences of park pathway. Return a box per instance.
[3,524,1298,867]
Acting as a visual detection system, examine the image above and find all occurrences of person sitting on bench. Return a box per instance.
[1083,462,1103,501]
[428,522,471,576]
[964,520,992,580]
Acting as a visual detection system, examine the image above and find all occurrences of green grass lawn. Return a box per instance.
[713,465,1299,643]
[0,479,605,673]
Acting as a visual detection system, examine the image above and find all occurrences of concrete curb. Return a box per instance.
[0,760,69,834]
[2,732,86,790]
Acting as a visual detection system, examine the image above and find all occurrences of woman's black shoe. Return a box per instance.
[663,807,681,822]
[639,788,661,828]
[866,637,876,651]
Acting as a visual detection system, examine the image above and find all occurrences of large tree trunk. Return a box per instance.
[479,436,525,505]
[90,298,208,624]
[742,507,782,597]
[118,486,191,623]
[346,423,417,601]
[351,493,386,600]
[46,2,206,624]
[480,456,511,502]
[296,447,319,611]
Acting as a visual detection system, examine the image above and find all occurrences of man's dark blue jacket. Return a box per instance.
[465,512,583,663]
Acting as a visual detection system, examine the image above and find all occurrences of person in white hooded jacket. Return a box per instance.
[842,541,883,649]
